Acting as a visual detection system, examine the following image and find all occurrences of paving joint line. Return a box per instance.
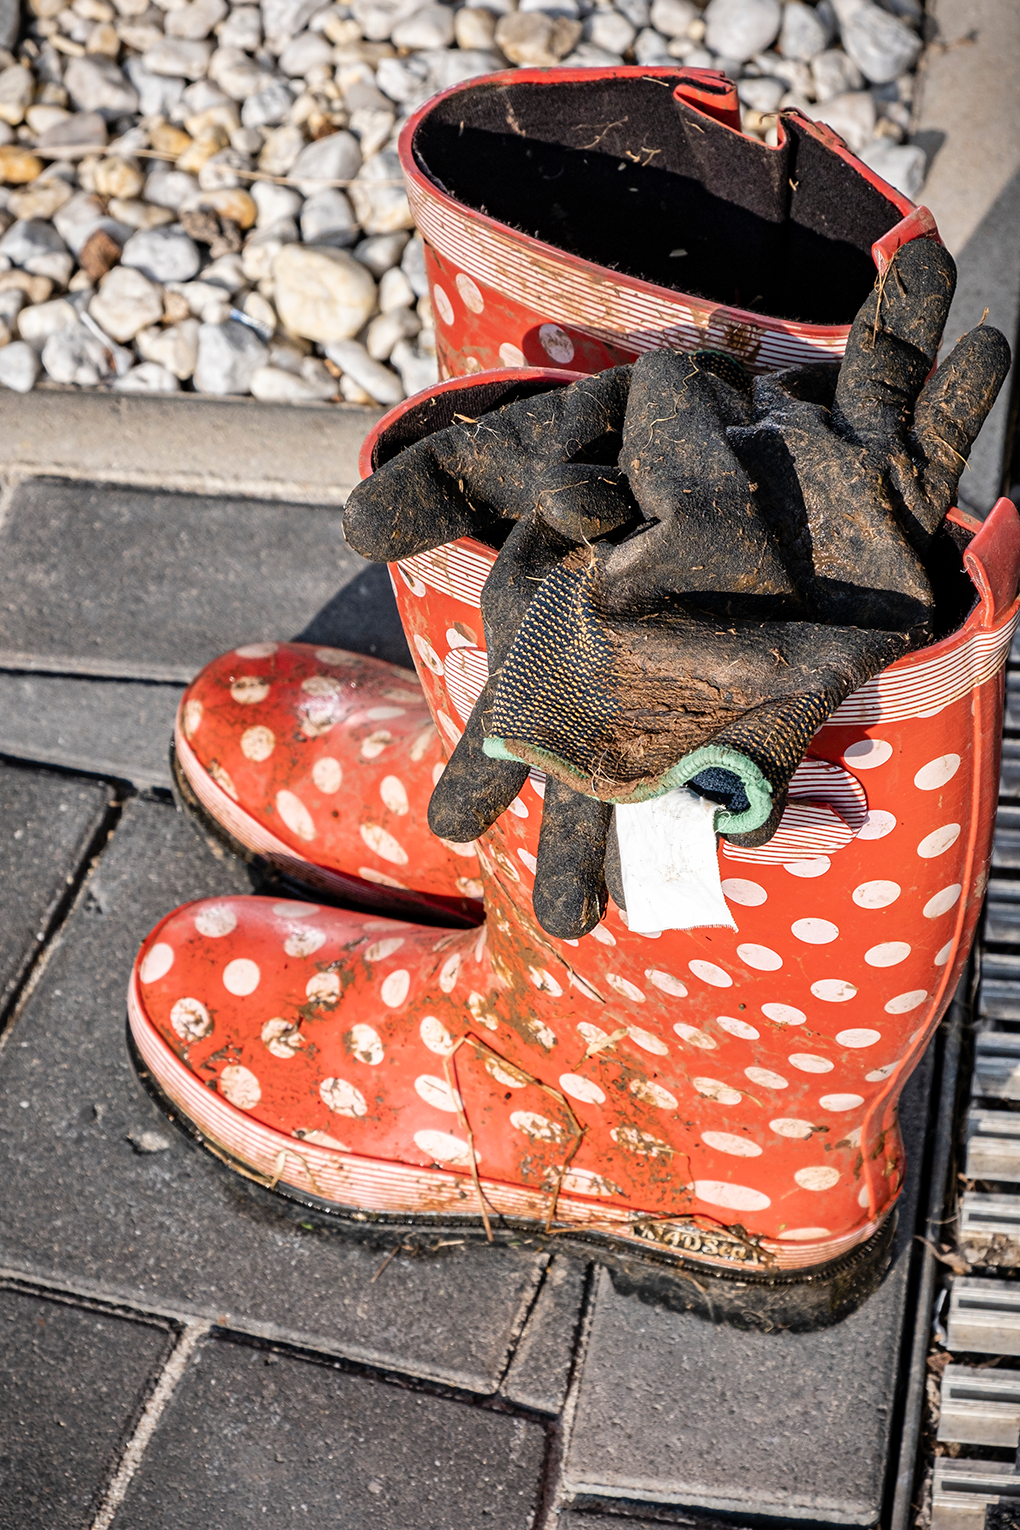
[535,1260,599,1530]
[0,783,123,1051]
[0,1264,560,1422]
[88,1319,211,1530]
[493,1250,553,1395]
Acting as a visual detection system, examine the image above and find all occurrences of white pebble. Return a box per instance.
[353,230,408,278]
[136,317,201,377]
[250,362,335,400]
[193,317,269,393]
[649,0,696,34]
[0,220,73,287]
[279,29,334,74]
[143,170,200,211]
[64,56,140,115]
[300,187,359,246]
[241,80,295,128]
[392,4,456,49]
[166,0,227,40]
[258,123,307,176]
[349,149,413,236]
[17,296,77,348]
[390,335,438,395]
[252,181,302,227]
[121,225,201,283]
[123,57,187,118]
[0,339,39,391]
[778,0,831,60]
[858,138,926,199]
[324,335,403,404]
[42,320,114,386]
[454,8,497,48]
[272,243,377,341]
[114,360,181,391]
[378,263,415,311]
[810,88,876,152]
[365,304,419,359]
[289,131,363,195]
[703,0,780,60]
[812,46,864,102]
[830,0,921,84]
[89,264,164,341]
[208,45,270,99]
[586,8,636,52]
[142,37,213,79]
[738,76,785,113]
[218,6,262,49]
[633,25,671,61]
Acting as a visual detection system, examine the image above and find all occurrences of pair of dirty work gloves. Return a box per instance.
[345,241,1010,940]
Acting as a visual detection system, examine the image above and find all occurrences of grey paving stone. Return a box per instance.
[0,797,548,1394]
[501,1256,588,1416]
[0,760,111,1020]
[0,478,410,682]
[112,1335,547,1530]
[0,1284,171,1530]
[563,1051,934,1525]
[0,674,183,791]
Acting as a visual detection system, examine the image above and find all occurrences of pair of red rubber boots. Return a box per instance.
[128,67,1020,1329]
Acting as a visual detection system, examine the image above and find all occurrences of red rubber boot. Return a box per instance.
[400,66,939,379]
[172,641,484,925]
[129,378,1020,1329]
[172,71,942,920]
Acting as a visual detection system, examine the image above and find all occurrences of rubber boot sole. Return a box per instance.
[128,1018,896,1335]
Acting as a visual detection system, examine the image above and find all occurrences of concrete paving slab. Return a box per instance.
[112,1333,548,1530]
[0,391,380,506]
[0,795,549,1395]
[915,0,1020,514]
[0,478,410,682]
[0,761,111,1020]
[501,1256,588,1416]
[0,1284,172,1530]
[0,675,183,791]
[562,1050,933,1525]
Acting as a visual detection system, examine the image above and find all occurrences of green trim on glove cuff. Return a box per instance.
[482,737,774,832]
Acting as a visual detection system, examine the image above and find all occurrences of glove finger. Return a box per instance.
[344,430,506,561]
[907,324,1012,529]
[346,368,633,563]
[610,347,796,615]
[532,778,611,939]
[832,238,956,450]
[534,463,639,542]
[427,678,528,843]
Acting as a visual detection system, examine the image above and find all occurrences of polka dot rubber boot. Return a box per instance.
[172,642,483,927]
[400,65,940,382]
[130,395,1020,1330]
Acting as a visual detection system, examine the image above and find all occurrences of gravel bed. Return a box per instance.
[0,0,926,401]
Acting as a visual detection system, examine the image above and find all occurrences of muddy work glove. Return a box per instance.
[343,239,1010,939]
[344,367,644,931]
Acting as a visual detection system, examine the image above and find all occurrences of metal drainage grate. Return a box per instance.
[959,1193,1020,1265]
[938,1364,1020,1448]
[947,1278,1020,1354]
[972,1033,1020,1099]
[933,1460,1020,1530]
[966,1108,1020,1181]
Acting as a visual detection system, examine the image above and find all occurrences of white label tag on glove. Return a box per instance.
[615,787,737,935]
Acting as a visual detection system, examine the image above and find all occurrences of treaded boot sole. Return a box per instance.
[128,1020,896,1334]
[169,739,481,930]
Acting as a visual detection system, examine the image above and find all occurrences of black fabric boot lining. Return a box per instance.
[411,74,908,325]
